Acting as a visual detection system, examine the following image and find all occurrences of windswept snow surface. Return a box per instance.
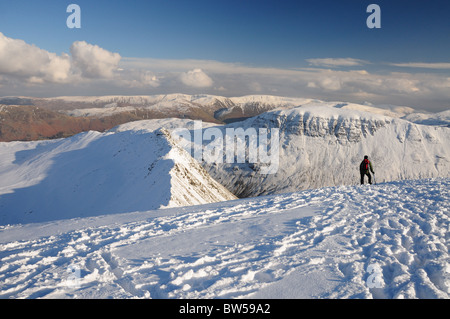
[0,178,448,299]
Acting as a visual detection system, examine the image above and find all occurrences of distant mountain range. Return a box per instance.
[3,94,447,142]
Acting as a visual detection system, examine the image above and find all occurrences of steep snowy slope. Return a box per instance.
[201,104,450,196]
[0,178,448,299]
[0,126,236,225]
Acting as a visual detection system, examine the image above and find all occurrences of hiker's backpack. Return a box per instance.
[360,159,370,171]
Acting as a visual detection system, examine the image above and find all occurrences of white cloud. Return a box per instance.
[306,58,369,68]
[179,68,213,87]
[0,33,123,84]
[139,71,160,87]
[70,41,121,78]
[389,62,450,70]
[0,32,71,84]
[305,69,427,100]
[118,70,160,88]
[308,74,342,91]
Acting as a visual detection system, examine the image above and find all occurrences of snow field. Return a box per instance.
[0,178,448,299]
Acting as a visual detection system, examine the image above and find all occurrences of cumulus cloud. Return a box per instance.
[0,33,122,84]
[0,32,71,83]
[179,68,213,87]
[70,41,121,78]
[0,34,159,92]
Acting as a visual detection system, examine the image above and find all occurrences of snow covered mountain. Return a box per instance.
[200,104,450,196]
[1,93,447,142]
[1,98,448,223]
[0,124,236,225]
[36,94,426,124]
[0,95,448,299]
[1,94,318,125]
[40,94,311,124]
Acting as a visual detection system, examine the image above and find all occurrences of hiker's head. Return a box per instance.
[364,155,368,159]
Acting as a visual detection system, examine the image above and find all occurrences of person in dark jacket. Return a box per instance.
[360,155,375,184]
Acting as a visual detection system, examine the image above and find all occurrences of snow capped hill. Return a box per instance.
[0,178,448,299]
[57,94,311,122]
[0,125,236,225]
[2,94,446,143]
[202,104,450,196]
[32,93,445,129]
[2,99,447,222]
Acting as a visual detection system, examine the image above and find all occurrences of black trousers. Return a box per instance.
[360,171,372,184]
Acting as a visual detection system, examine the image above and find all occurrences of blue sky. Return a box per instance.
[0,0,449,111]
